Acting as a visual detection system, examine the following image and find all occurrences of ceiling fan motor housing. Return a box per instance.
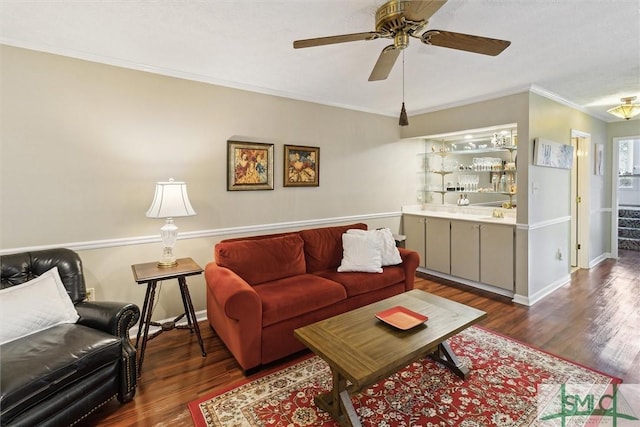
[375,0,410,34]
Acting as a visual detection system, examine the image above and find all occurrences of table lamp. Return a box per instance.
[146,178,196,267]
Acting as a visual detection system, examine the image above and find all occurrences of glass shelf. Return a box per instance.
[421,146,517,156]
[418,124,518,206]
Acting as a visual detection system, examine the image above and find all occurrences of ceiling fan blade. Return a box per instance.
[421,30,511,56]
[404,0,448,22]
[294,32,379,49]
[369,45,401,81]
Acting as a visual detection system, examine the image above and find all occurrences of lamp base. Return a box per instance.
[157,259,178,268]
[157,220,178,268]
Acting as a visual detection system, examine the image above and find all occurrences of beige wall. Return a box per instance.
[1,45,417,319]
[3,44,636,316]
[400,91,621,303]
[400,92,534,299]
[400,92,530,220]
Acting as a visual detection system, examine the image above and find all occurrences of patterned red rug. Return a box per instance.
[188,326,621,426]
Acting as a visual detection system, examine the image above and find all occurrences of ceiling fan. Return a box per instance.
[293,0,511,81]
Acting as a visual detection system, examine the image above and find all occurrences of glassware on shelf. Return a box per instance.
[443,158,458,172]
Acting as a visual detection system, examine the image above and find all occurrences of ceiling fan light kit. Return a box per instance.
[607,96,640,120]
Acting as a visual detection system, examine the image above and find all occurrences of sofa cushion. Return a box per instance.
[0,323,120,420]
[337,232,383,273]
[215,234,306,285]
[253,274,347,327]
[315,265,406,298]
[299,223,367,273]
[347,228,402,266]
[0,267,79,345]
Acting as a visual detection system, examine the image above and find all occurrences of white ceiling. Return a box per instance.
[2,0,639,122]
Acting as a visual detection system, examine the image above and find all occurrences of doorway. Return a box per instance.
[612,136,640,257]
[570,130,591,269]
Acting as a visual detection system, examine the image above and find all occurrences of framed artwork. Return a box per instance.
[227,140,274,191]
[533,138,574,169]
[594,143,604,175]
[283,145,320,187]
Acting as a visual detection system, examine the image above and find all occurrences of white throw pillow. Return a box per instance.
[338,232,383,273]
[347,228,402,266]
[0,267,80,345]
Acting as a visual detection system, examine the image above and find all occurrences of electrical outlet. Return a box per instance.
[86,287,95,301]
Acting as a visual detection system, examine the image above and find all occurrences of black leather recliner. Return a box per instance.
[0,248,140,426]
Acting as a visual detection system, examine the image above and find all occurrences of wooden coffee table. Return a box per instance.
[294,289,487,427]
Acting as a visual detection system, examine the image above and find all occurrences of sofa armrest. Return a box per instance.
[398,248,420,291]
[75,301,140,402]
[205,265,261,320]
[76,301,140,338]
[205,262,262,371]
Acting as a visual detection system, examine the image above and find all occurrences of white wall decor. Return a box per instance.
[533,138,574,169]
[594,143,604,175]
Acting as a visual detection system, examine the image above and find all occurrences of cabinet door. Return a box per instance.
[425,217,450,274]
[403,215,426,268]
[480,224,514,290]
[450,220,480,281]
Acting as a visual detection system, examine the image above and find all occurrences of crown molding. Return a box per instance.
[0,39,389,117]
[2,40,618,123]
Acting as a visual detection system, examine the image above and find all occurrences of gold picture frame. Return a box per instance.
[283,145,320,187]
[227,140,274,191]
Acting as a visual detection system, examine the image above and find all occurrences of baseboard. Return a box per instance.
[129,309,208,338]
[517,274,571,306]
[589,252,611,268]
[417,267,515,298]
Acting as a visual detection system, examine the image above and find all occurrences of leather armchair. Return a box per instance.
[0,248,140,427]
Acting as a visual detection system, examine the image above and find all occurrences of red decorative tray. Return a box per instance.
[375,306,428,330]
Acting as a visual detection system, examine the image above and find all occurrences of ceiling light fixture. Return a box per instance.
[607,96,640,120]
[399,50,408,127]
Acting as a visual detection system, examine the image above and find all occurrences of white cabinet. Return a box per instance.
[450,220,480,281]
[480,223,514,290]
[425,217,451,274]
[402,215,450,274]
[403,214,426,268]
[404,214,515,293]
[450,220,514,290]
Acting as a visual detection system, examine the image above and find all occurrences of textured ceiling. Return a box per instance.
[2,0,639,122]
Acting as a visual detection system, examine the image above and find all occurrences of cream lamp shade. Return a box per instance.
[146,179,196,267]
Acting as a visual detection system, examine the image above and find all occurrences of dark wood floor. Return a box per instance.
[84,250,640,426]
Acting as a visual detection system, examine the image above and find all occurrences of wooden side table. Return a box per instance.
[131,257,206,375]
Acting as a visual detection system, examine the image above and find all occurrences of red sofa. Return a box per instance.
[205,223,420,372]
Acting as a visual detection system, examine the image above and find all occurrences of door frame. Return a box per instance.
[571,129,591,269]
[611,137,621,259]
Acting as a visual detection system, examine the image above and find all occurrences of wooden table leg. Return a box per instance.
[178,276,206,357]
[136,280,158,376]
[430,340,470,380]
[314,367,361,427]
[134,281,152,350]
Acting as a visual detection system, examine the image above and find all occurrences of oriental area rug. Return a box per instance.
[188,326,621,427]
